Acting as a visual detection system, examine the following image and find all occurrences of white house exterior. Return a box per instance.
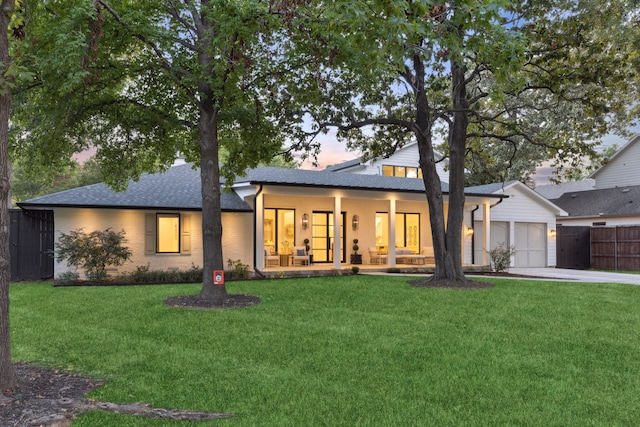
[326,141,450,183]
[20,164,502,279]
[590,134,640,189]
[465,181,567,268]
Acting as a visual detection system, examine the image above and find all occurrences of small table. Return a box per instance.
[279,254,291,266]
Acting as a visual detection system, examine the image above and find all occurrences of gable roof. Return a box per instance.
[18,163,251,212]
[552,184,640,217]
[19,164,503,211]
[324,158,363,172]
[466,180,567,215]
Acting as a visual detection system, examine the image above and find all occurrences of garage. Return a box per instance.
[514,222,547,267]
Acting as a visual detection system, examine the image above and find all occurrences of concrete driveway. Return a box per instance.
[508,268,640,285]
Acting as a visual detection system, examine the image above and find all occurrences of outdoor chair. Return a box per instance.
[368,247,387,264]
[292,246,310,266]
[265,247,279,267]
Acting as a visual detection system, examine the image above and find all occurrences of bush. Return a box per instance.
[351,266,360,275]
[56,228,132,281]
[127,264,203,284]
[54,271,80,286]
[226,259,250,280]
[488,243,516,272]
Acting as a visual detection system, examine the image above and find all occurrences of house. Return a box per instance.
[19,163,506,279]
[551,134,640,227]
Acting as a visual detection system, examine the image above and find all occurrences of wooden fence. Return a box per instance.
[591,226,640,271]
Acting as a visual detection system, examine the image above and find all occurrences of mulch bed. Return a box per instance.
[1,364,103,426]
[164,293,261,309]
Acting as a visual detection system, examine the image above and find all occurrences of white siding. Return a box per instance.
[593,135,640,189]
[347,143,450,183]
[473,183,560,267]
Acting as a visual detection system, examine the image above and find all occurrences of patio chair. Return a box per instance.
[292,246,310,266]
[265,247,279,267]
[368,247,387,264]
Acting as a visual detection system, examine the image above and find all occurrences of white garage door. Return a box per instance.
[514,223,547,267]
[473,221,509,264]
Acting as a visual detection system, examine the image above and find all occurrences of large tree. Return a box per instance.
[11,0,302,303]
[290,0,639,283]
[0,0,17,394]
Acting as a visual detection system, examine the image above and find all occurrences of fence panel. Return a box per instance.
[10,209,54,281]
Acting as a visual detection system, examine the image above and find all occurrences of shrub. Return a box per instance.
[226,259,250,280]
[351,266,360,275]
[56,228,132,281]
[54,271,80,286]
[488,243,516,272]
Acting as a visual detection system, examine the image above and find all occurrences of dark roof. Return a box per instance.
[552,185,640,217]
[236,166,453,193]
[464,181,519,194]
[324,158,363,172]
[18,163,252,212]
[19,164,502,211]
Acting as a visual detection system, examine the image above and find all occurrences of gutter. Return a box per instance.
[252,185,265,278]
[470,196,506,265]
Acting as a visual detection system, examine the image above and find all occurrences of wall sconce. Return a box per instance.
[301,213,309,230]
[549,229,556,237]
[352,214,359,231]
[465,227,474,236]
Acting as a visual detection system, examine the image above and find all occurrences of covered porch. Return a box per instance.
[246,182,497,273]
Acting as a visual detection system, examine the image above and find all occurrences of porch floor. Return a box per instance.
[256,262,491,279]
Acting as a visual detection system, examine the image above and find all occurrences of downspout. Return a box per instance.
[471,205,479,265]
[253,185,265,278]
[472,197,504,265]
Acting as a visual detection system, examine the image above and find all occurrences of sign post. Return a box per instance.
[213,270,224,285]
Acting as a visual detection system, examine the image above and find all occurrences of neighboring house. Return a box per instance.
[590,134,640,189]
[551,134,640,227]
[465,181,567,268]
[19,163,504,279]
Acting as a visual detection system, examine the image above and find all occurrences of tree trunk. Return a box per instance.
[445,61,470,281]
[197,96,228,302]
[0,0,16,393]
[413,53,466,282]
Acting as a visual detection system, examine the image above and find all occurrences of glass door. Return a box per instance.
[312,211,345,263]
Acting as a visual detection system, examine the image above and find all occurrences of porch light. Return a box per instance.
[301,213,309,230]
[352,214,359,231]
[465,227,474,236]
[549,229,556,237]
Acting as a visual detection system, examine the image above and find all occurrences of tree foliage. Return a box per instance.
[11,0,308,302]
[289,0,639,282]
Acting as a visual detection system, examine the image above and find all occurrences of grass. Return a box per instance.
[9,275,640,426]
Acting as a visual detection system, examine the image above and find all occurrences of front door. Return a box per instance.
[312,211,345,263]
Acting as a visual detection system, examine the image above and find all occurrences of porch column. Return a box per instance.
[255,190,265,269]
[333,196,342,269]
[482,201,490,266]
[389,198,396,266]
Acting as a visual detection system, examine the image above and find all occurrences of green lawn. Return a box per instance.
[10,275,640,426]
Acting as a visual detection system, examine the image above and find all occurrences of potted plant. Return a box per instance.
[303,238,312,264]
[351,239,362,264]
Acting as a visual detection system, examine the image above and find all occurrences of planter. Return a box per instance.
[350,254,362,264]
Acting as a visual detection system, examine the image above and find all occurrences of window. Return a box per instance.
[157,214,180,253]
[264,208,295,254]
[382,165,423,179]
[145,213,191,255]
[396,213,420,253]
[375,212,420,253]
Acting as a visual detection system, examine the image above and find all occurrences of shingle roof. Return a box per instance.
[464,181,518,194]
[236,166,452,193]
[323,158,363,172]
[19,164,501,211]
[18,163,251,212]
[552,185,640,217]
